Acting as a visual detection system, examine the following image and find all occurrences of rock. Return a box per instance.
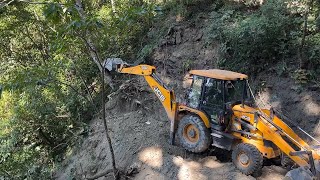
[292,97,301,104]
[126,162,142,176]
[91,168,97,174]
[290,85,302,94]
[290,85,299,91]
[92,140,99,148]
[266,85,273,90]
[308,85,320,91]
[175,31,182,44]
[159,38,175,46]
[193,32,203,41]
[166,26,174,36]
[172,51,181,58]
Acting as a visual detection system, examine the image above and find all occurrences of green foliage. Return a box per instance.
[316,17,320,29]
[291,69,310,84]
[306,33,320,74]
[207,0,302,74]
[43,3,64,24]
[0,0,162,179]
[1,0,320,179]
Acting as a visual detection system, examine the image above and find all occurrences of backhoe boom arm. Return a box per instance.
[108,62,178,144]
[115,64,177,121]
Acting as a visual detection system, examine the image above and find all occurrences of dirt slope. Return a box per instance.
[54,7,320,180]
[53,90,287,180]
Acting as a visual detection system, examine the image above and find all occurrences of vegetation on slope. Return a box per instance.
[0,0,319,179]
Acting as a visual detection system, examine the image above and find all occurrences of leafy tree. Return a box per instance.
[0,0,161,179]
[207,0,302,75]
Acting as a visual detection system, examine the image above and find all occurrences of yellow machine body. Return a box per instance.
[231,105,320,166]
[106,60,320,178]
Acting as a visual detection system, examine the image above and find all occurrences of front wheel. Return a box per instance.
[177,115,211,153]
[232,143,263,176]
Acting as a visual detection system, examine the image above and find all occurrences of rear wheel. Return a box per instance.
[177,115,211,153]
[232,143,263,176]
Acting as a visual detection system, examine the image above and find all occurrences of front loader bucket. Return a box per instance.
[285,167,314,180]
[285,157,320,180]
[103,58,128,72]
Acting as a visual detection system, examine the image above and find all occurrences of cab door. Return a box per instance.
[199,78,224,126]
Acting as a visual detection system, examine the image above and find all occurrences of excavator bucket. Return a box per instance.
[285,167,314,180]
[285,159,320,180]
[103,58,128,72]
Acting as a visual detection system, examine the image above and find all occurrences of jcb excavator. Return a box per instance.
[104,58,320,179]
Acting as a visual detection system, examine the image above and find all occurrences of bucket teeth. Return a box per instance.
[103,58,128,71]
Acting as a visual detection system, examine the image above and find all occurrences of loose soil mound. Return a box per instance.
[53,90,287,180]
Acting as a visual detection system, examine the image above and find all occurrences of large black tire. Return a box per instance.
[177,115,211,153]
[232,143,263,176]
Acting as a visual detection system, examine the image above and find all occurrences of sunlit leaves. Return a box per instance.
[316,17,320,29]
[0,0,164,179]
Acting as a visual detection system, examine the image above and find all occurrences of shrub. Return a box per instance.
[207,0,302,74]
[306,33,320,77]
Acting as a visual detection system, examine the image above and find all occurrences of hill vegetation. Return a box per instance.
[0,0,319,179]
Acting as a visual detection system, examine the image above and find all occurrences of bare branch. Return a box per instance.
[74,1,118,180]
[74,0,114,89]
[0,0,15,9]
[110,0,116,14]
[17,0,65,5]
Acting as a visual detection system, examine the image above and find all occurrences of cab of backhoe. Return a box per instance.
[185,69,249,130]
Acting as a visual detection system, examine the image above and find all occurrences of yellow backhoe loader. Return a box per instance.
[104,58,320,179]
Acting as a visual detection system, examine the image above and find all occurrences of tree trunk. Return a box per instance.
[300,8,308,68]
[101,67,118,179]
[75,0,118,179]
[75,0,114,89]
[299,0,314,69]
[110,0,116,13]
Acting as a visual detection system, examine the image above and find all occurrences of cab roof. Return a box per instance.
[189,69,248,80]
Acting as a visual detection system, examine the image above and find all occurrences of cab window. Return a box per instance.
[225,80,245,103]
[203,78,223,108]
[187,75,203,109]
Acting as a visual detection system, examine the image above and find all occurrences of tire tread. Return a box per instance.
[177,115,211,153]
[232,143,263,176]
